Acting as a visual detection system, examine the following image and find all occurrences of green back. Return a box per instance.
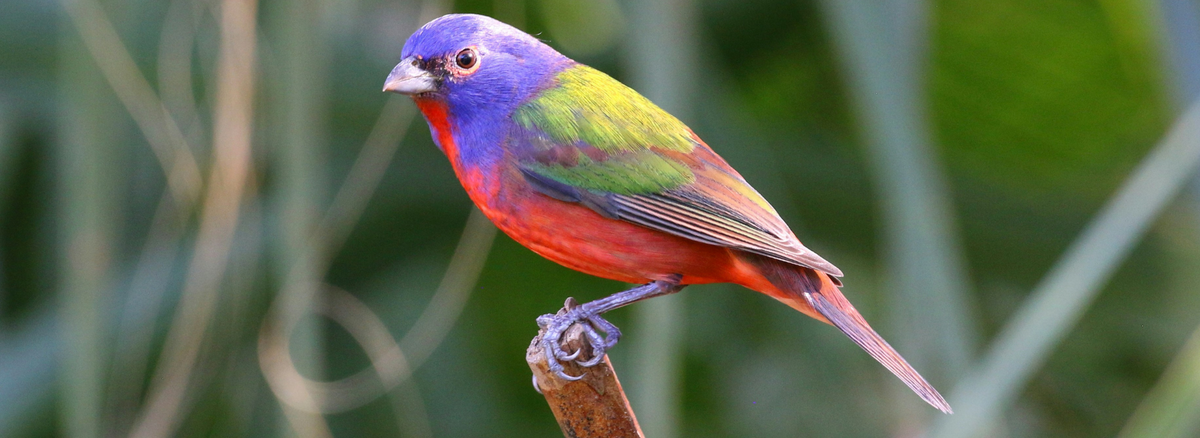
[513,65,698,195]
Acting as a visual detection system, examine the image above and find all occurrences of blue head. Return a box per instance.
[384,14,572,123]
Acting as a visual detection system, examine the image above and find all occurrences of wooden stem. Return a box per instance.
[528,318,644,438]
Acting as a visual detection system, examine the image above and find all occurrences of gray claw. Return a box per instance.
[557,347,582,361]
[576,354,605,368]
[555,369,585,381]
[532,374,542,394]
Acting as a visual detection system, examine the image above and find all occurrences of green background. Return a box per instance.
[1,0,1199,436]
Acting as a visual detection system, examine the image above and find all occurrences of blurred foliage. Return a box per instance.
[0,0,1198,437]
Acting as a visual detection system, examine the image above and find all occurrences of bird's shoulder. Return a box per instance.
[513,65,694,155]
[508,64,699,195]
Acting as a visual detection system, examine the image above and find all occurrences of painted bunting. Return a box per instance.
[384,14,951,413]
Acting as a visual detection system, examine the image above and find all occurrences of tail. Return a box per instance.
[742,254,953,414]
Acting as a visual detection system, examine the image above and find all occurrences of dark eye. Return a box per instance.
[455,48,477,70]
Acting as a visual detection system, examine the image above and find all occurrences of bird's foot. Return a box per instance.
[535,297,622,382]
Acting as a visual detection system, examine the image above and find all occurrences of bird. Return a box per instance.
[383,13,951,414]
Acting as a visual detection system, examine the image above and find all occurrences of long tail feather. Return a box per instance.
[743,253,953,413]
[802,289,953,413]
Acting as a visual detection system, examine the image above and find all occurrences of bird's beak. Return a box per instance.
[383,56,437,95]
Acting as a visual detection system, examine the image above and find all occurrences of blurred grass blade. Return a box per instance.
[104,192,190,433]
[0,103,12,319]
[129,0,260,435]
[0,227,280,436]
[60,0,202,206]
[318,96,416,252]
[1155,0,1200,204]
[320,286,432,437]
[1117,323,1200,438]
[1156,0,1200,105]
[317,0,451,254]
[397,207,497,374]
[0,307,59,434]
[930,99,1200,438]
[58,14,121,437]
[624,0,697,437]
[0,103,13,220]
[818,0,976,402]
[268,0,333,433]
[259,0,451,417]
[155,0,206,154]
[262,207,495,413]
[1118,4,1200,438]
[270,0,331,274]
[103,0,207,426]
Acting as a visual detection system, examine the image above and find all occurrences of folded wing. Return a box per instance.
[511,65,841,277]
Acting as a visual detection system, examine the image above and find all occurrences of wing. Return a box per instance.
[513,65,843,278]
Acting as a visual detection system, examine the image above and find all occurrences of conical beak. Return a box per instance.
[383,56,437,95]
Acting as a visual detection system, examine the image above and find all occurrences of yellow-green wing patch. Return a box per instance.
[514,65,696,154]
[523,149,694,195]
[514,65,699,195]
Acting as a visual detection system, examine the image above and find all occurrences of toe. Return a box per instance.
[555,369,585,381]
[576,354,605,367]
[557,347,582,361]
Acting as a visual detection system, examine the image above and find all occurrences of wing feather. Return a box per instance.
[513,65,842,278]
[612,187,843,277]
[520,150,844,278]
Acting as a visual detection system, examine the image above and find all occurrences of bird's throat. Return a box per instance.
[414,97,459,164]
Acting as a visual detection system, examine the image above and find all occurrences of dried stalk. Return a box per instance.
[529,318,644,438]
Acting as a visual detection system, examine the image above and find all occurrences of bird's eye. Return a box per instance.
[455,48,477,70]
